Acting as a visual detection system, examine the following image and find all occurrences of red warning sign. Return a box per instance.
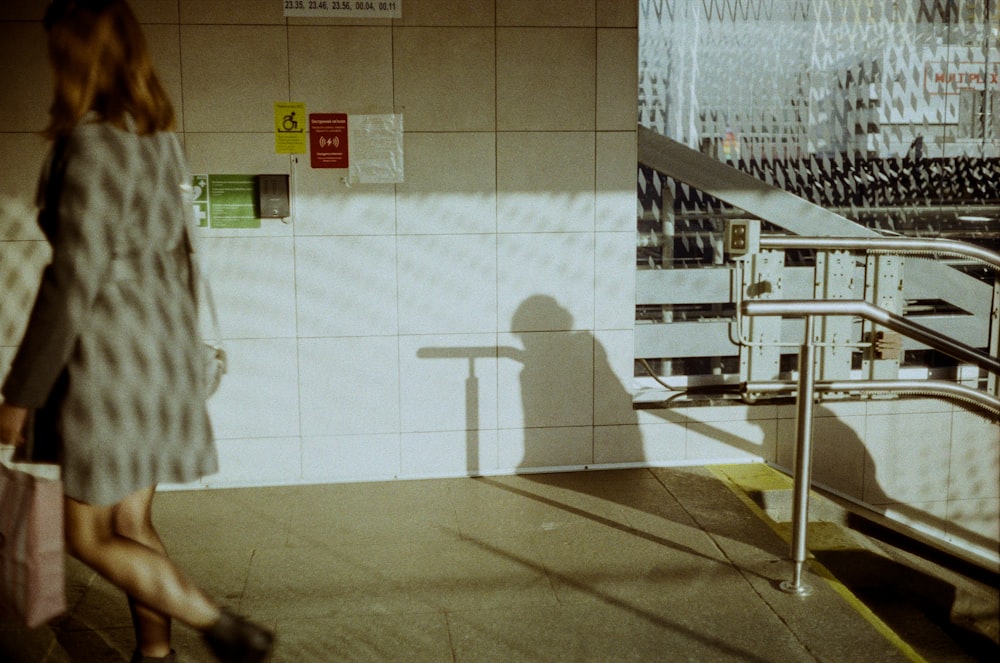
[309,113,349,169]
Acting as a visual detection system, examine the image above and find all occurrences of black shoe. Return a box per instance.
[203,608,275,663]
[130,650,176,663]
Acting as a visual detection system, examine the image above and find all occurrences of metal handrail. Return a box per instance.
[740,297,999,594]
[754,231,1000,395]
[759,235,1000,271]
[741,299,1000,374]
[744,379,1000,418]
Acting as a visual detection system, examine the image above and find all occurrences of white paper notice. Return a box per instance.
[349,114,404,184]
[283,1,401,19]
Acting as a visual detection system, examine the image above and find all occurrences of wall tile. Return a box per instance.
[399,333,499,433]
[207,437,303,487]
[497,132,595,233]
[864,412,953,504]
[295,235,398,337]
[498,233,596,332]
[182,132,291,178]
[663,402,775,424]
[498,426,593,471]
[133,0,179,23]
[395,0,495,26]
[302,434,402,481]
[633,422,686,464]
[180,0,284,24]
[0,1,44,20]
[144,25,185,131]
[865,396,952,416]
[393,28,495,132]
[815,399,867,418]
[0,23,49,133]
[946,498,1000,544]
[597,29,638,130]
[180,25,289,133]
[403,429,499,477]
[497,0,595,27]
[299,336,401,436]
[0,133,49,203]
[397,235,498,334]
[596,131,637,232]
[0,230,45,280]
[777,408,870,501]
[293,167,396,236]
[885,499,951,540]
[594,424,646,465]
[396,132,497,235]
[597,1,637,27]
[948,411,1000,501]
[208,338,301,439]
[687,418,775,462]
[774,417,795,470]
[288,27,393,116]
[595,231,636,330]
[497,28,595,131]
[496,330,594,429]
[593,329,639,427]
[198,237,298,339]
[191,219,294,240]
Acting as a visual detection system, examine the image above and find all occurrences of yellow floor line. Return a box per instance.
[707,464,929,663]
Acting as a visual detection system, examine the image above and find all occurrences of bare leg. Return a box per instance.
[112,486,173,658]
[63,488,221,641]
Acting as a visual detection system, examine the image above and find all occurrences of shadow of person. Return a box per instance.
[457,296,814,588]
[799,403,999,555]
[414,295,796,568]
[774,403,1000,656]
[509,295,643,470]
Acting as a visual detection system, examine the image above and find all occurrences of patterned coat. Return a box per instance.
[1,120,217,506]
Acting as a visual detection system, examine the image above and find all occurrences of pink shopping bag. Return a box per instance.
[0,461,66,628]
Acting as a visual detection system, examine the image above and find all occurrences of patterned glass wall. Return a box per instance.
[638,0,999,377]
[641,0,999,158]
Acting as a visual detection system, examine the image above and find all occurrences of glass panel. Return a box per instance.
[637,0,999,381]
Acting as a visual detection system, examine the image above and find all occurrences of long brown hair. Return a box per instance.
[42,0,175,139]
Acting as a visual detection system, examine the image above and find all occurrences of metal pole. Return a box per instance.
[780,315,816,596]
[759,236,1000,271]
[990,273,999,398]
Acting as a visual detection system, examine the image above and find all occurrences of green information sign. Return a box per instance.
[191,174,261,229]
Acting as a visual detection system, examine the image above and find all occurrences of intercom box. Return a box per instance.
[258,174,290,219]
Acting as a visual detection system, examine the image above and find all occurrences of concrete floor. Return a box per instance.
[2,464,996,662]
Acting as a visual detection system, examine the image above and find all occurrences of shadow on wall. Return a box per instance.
[416,295,639,474]
[791,404,1000,558]
[418,296,997,561]
[417,294,769,475]
[510,295,644,469]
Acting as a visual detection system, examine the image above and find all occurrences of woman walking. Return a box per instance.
[0,1,273,661]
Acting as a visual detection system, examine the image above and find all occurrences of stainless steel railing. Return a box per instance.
[759,236,1000,271]
[742,299,1000,374]
[743,379,1000,418]
[740,297,1000,594]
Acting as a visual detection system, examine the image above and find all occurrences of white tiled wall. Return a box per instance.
[0,1,994,559]
[774,399,1000,559]
[0,2,684,488]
